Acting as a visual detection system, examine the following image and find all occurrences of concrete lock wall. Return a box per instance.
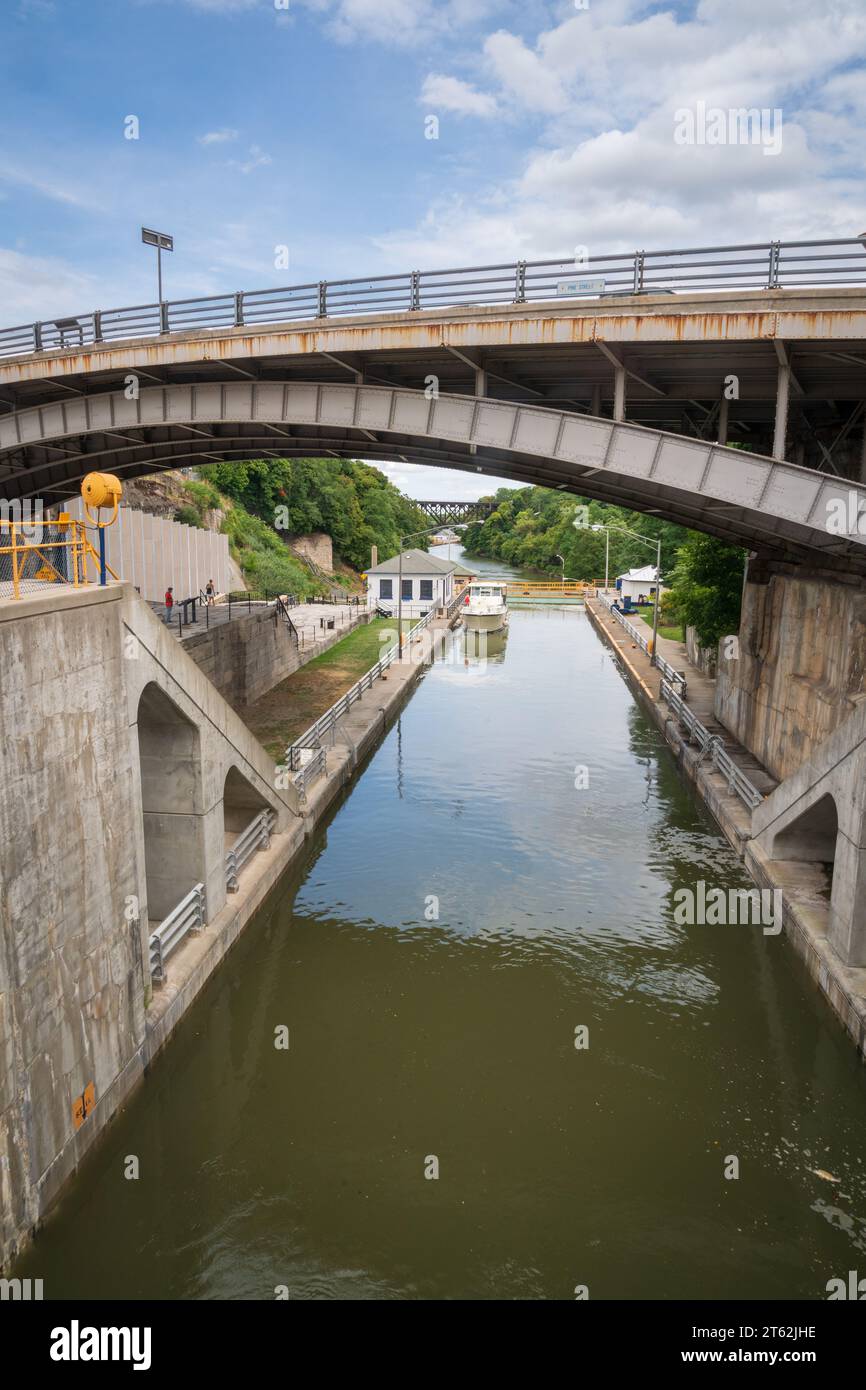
[183,606,303,708]
[0,586,148,1264]
[61,499,232,604]
[0,581,297,1268]
[716,564,866,782]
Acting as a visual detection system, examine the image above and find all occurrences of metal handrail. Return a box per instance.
[285,606,437,793]
[225,808,275,891]
[596,591,688,696]
[660,678,763,811]
[3,238,864,360]
[148,883,206,982]
[0,515,118,597]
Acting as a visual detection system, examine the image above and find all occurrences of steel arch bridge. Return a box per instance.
[1,378,866,574]
[2,239,866,574]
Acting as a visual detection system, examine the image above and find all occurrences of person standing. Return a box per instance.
[164,586,174,624]
[205,578,215,605]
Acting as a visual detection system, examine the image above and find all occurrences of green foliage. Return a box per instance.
[184,479,222,513]
[220,505,323,598]
[174,504,204,528]
[203,458,429,572]
[666,534,745,648]
[461,487,689,582]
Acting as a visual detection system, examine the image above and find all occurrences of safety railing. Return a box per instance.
[225,808,275,892]
[446,581,471,617]
[285,606,437,797]
[660,679,763,811]
[596,591,688,697]
[148,883,207,983]
[0,516,117,599]
[3,238,864,359]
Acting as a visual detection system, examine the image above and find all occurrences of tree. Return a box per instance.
[667,534,745,648]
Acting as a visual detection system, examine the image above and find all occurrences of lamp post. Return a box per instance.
[396,521,468,653]
[591,522,663,665]
[555,552,566,583]
[141,226,174,305]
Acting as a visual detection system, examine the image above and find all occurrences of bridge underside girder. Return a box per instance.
[2,380,866,574]
[3,289,866,481]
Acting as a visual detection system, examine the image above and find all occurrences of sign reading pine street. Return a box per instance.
[556,277,606,296]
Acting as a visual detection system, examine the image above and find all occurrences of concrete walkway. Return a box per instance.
[154,597,364,649]
[585,599,777,848]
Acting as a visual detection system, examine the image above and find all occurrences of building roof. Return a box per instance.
[617,564,659,583]
[366,548,463,576]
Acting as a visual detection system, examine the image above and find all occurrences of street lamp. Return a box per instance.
[396,521,468,652]
[555,552,566,582]
[141,226,174,304]
[591,522,663,665]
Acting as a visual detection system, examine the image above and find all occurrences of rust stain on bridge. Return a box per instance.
[2,289,866,390]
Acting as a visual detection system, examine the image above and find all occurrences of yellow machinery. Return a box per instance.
[81,472,122,585]
[0,473,123,599]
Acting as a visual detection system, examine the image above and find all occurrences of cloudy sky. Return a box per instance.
[2,0,864,499]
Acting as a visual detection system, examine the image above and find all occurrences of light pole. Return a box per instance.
[591,522,663,665]
[396,521,468,652]
[555,552,566,583]
[141,227,174,305]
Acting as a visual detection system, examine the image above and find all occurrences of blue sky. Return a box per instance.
[2,0,864,498]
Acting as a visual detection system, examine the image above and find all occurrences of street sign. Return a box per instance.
[556,277,605,296]
[141,227,174,251]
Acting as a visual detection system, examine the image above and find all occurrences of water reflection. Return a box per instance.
[14,603,866,1302]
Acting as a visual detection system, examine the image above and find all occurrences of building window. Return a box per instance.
[401,579,413,600]
[419,579,433,600]
[379,579,393,599]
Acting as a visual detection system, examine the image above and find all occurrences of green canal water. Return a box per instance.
[16,590,866,1300]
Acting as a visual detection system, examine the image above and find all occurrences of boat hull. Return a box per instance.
[464,610,508,633]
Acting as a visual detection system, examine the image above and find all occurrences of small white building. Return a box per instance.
[616,564,662,603]
[364,548,473,618]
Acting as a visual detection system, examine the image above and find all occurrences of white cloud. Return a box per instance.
[295,0,505,48]
[0,247,98,322]
[228,145,273,175]
[183,0,259,11]
[197,128,239,145]
[0,163,97,210]
[483,30,567,114]
[387,0,866,269]
[420,73,498,118]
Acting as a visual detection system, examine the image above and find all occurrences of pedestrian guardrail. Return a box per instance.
[660,678,763,811]
[225,809,275,892]
[3,238,864,360]
[285,607,437,798]
[148,883,206,983]
[596,592,688,697]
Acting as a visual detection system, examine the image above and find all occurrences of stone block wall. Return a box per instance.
[715,562,866,782]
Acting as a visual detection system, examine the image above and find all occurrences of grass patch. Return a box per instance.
[242,617,413,757]
[628,605,684,643]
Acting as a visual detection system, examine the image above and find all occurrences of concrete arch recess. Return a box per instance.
[751,703,866,966]
[123,589,298,926]
[137,681,206,924]
[4,382,866,572]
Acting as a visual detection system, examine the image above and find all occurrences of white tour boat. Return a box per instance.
[462,581,509,633]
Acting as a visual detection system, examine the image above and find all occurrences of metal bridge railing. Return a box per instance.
[596,592,688,696]
[148,883,207,983]
[3,238,864,360]
[660,679,764,811]
[225,809,276,892]
[285,607,438,800]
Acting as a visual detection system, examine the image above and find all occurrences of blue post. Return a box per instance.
[98,526,107,586]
